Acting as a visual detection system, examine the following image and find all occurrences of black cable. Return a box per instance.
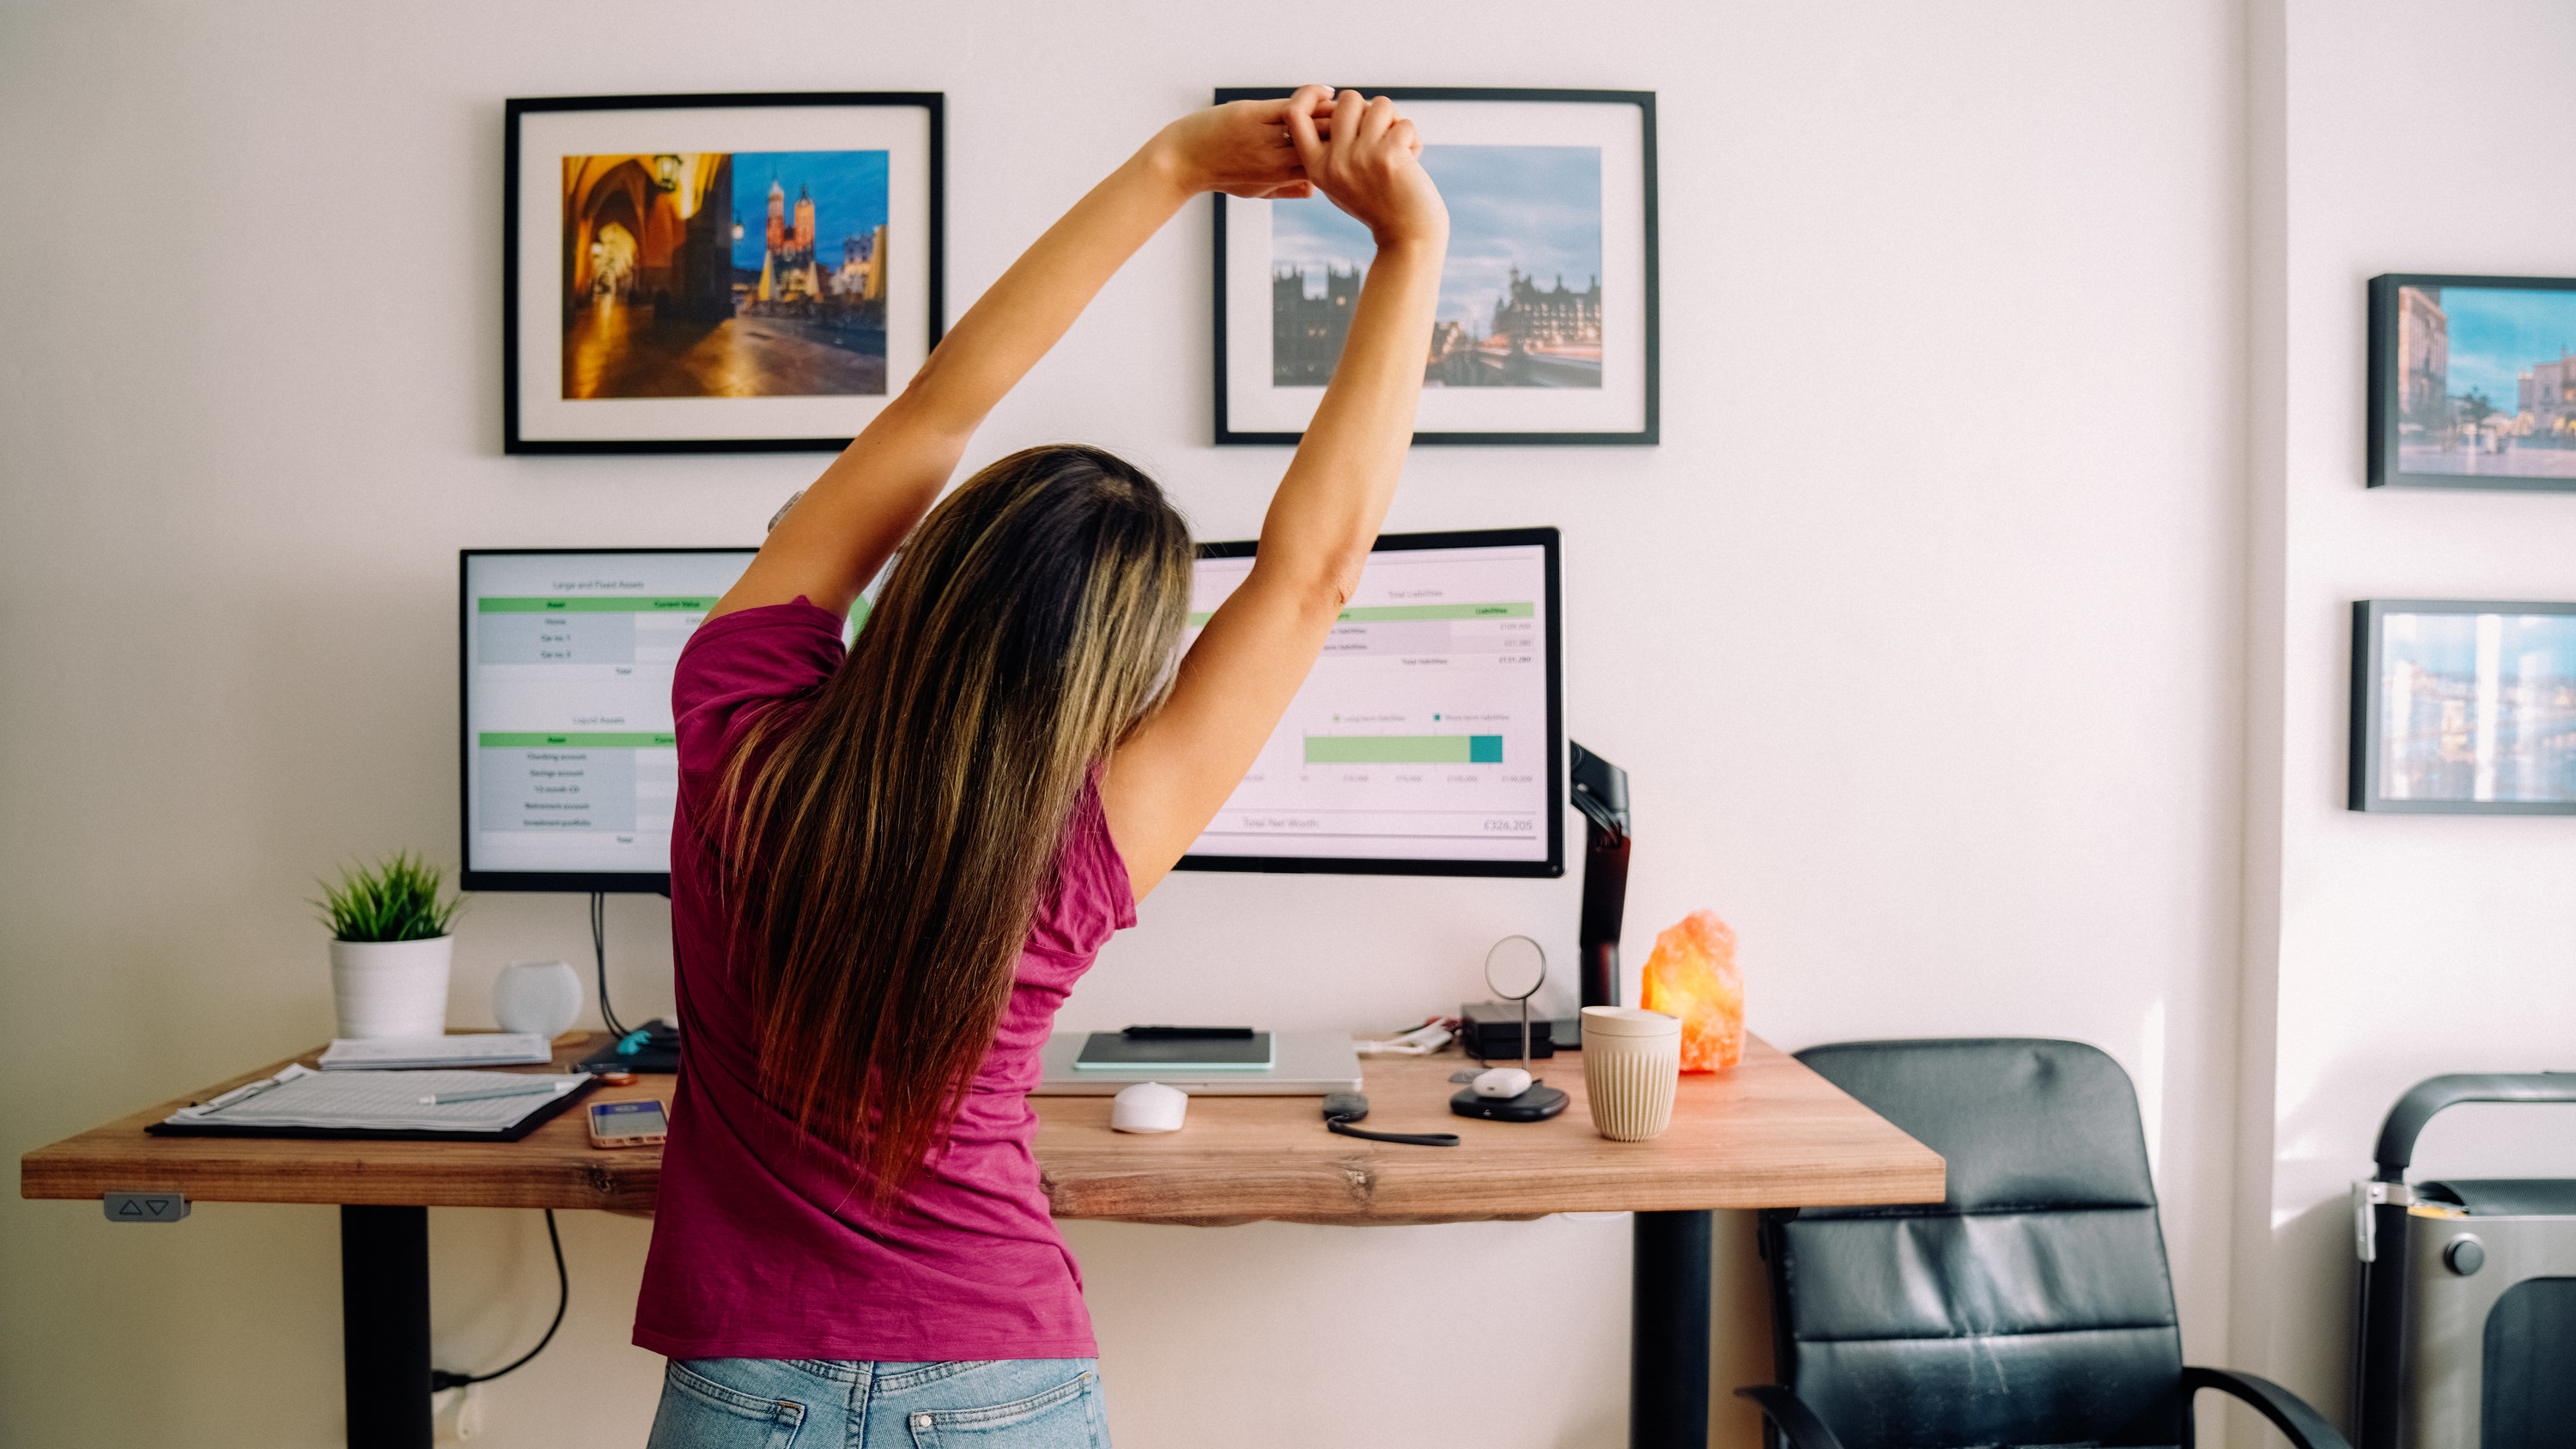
[430,1210,568,1391]
[591,892,627,1039]
[1327,1119,1461,1148]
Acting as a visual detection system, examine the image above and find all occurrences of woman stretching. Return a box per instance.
[637,88,1446,1446]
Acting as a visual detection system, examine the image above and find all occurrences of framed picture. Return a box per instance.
[2349,600,2576,814]
[1213,88,1657,446]
[505,92,945,454]
[2368,274,2576,490]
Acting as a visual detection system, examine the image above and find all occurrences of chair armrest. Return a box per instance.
[2182,1367,2353,1449]
[1734,1385,1851,1449]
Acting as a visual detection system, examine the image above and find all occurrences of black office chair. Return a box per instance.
[1736,1039,2348,1449]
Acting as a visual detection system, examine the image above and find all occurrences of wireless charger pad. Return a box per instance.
[1449,1083,1570,1123]
[1451,936,1567,1123]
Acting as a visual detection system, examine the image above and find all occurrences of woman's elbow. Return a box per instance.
[1236,558,1352,626]
[1274,561,1361,627]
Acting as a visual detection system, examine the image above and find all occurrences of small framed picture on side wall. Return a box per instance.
[2350,600,2576,813]
[505,92,945,454]
[2368,274,2576,490]
[1213,88,1659,446]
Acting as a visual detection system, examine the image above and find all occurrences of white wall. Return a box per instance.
[2233,0,2576,1426]
[1,2,2251,1446]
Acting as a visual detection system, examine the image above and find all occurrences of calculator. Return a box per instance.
[586,1098,668,1149]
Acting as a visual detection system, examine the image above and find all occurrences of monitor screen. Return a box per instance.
[1175,527,1563,877]
[460,549,756,892]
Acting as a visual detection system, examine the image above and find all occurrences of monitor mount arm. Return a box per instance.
[1571,742,1630,1009]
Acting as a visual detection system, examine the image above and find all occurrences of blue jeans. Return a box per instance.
[646,1357,1109,1448]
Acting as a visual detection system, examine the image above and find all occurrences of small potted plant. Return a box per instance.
[317,852,465,1040]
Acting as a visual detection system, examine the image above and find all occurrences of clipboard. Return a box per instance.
[146,1069,600,1143]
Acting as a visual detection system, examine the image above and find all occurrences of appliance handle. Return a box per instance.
[2373,1072,2576,1180]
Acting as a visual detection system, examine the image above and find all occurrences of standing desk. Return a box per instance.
[21,1032,1941,1449]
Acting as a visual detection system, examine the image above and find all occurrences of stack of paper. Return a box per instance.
[318,1034,553,1070]
[166,1064,586,1133]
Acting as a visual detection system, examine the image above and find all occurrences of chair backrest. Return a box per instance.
[1768,1039,2184,1449]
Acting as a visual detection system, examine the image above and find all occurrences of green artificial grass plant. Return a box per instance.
[315,852,465,943]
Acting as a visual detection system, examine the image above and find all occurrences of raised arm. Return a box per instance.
[711,91,1328,621]
[1105,91,1449,897]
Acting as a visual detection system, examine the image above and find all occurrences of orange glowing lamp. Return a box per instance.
[1637,910,1744,1071]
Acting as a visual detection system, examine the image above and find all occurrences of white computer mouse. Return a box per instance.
[1110,1082,1188,1133]
[1473,1066,1534,1099]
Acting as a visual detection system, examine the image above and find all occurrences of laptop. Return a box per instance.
[1033,1029,1363,1095]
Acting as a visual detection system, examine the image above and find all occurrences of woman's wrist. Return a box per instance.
[1370,228,1448,262]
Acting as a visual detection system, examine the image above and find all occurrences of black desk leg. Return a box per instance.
[1631,1209,1713,1449]
[342,1204,433,1449]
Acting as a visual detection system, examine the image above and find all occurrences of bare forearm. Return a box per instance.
[728,395,953,616]
[1104,245,1444,889]
[1255,237,1443,598]
[716,145,1197,619]
[904,149,1194,434]
[1100,88,1445,897]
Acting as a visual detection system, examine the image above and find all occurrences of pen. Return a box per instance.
[419,1081,573,1106]
[197,1077,283,1111]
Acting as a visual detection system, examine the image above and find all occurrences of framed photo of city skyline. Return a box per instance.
[505,93,945,454]
[1213,88,1658,446]
[2367,274,2576,490]
[2350,600,2576,814]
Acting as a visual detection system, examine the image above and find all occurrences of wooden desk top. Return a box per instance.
[20,1033,1941,1224]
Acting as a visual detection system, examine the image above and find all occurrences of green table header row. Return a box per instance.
[478,597,718,613]
[480,732,676,748]
[1186,601,1534,627]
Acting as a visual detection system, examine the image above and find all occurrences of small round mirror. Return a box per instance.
[1484,935,1547,1003]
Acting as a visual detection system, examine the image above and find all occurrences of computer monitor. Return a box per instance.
[459,548,757,893]
[1175,527,1563,877]
[462,531,1561,889]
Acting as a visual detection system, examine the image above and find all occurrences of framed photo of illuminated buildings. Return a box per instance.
[1213,88,1658,446]
[2350,600,2576,814]
[505,93,945,454]
[2368,274,2576,490]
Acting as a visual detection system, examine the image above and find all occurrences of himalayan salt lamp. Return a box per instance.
[1637,909,1744,1071]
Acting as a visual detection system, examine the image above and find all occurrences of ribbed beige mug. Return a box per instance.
[1581,1007,1682,1141]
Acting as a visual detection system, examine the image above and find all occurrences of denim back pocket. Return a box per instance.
[652,1359,810,1449]
[901,1366,1097,1448]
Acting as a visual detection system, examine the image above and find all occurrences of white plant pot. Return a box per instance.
[330,936,453,1040]
[491,959,584,1039]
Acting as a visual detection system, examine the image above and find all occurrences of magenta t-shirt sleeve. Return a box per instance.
[671,598,847,777]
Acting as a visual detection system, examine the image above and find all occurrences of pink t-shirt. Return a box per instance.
[633,600,1133,1362]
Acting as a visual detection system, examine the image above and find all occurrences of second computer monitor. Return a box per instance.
[1176,527,1563,877]
[460,548,760,893]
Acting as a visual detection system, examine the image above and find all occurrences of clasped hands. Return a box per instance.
[1149,85,1448,250]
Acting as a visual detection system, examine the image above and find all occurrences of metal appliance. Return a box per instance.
[2354,1072,2576,1449]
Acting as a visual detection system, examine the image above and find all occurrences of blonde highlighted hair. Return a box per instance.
[723,445,1192,1201]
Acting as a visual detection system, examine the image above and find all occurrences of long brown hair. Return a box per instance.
[722,445,1191,1203]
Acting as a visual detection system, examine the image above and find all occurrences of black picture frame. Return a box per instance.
[504,92,945,455]
[459,546,758,894]
[1173,526,1565,876]
[2367,273,2576,490]
[2349,599,2576,815]
[1212,88,1658,446]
